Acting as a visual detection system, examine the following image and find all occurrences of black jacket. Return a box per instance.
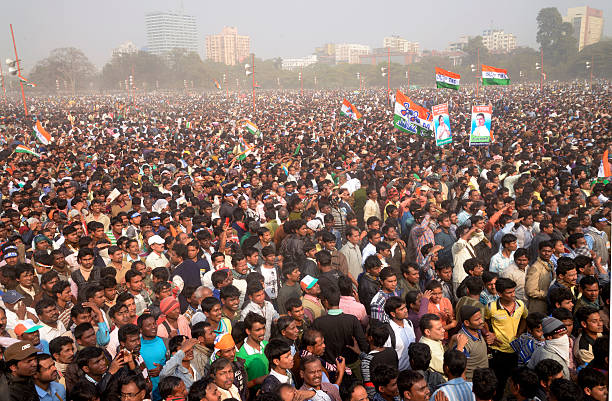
[312,312,369,365]
[0,373,38,401]
[358,273,380,312]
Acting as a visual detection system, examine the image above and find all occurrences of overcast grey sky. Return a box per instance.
[1,0,610,71]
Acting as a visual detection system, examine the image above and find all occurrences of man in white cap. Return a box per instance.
[145,235,169,269]
[300,276,324,323]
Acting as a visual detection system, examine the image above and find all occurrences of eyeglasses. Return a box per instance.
[120,391,143,400]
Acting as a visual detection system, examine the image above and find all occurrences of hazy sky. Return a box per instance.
[1,0,610,71]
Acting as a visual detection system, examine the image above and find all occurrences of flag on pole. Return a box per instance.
[293,144,301,156]
[236,136,255,161]
[340,99,362,120]
[214,80,221,89]
[435,67,460,90]
[18,76,36,87]
[15,145,41,157]
[239,119,261,136]
[482,65,510,86]
[34,120,52,145]
[598,149,611,177]
[393,90,433,136]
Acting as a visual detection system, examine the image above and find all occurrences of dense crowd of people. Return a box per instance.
[0,81,609,401]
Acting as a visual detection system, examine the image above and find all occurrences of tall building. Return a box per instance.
[563,6,604,51]
[481,29,517,53]
[383,36,419,54]
[145,12,198,56]
[112,41,138,58]
[205,27,251,66]
[335,43,371,64]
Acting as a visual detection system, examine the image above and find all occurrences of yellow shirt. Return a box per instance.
[486,299,528,353]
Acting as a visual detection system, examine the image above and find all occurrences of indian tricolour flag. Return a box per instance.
[482,65,510,86]
[34,120,52,145]
[15,145,41,157]
[239,119,260,137]
[435,67,460,90]
[340,99,362,120]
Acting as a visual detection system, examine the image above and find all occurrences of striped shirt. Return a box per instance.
[370,289,402,323]
[430,378,475,401]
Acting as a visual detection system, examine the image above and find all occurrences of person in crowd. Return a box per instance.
[429,350,474,401]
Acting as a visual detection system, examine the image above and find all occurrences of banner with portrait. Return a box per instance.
[469,105,492,146]
[432,103,452,146]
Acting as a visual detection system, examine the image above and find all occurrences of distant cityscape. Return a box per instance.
[112,5,604,69]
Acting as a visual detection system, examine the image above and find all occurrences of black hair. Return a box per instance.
[556,257,577,277]
[397,369,425,398]
[119,373,147,393]
[408,342,431,370]
[244,311,266,330]
[379,266,396,282]
[264,338,291,367]
[220,285,241,300]
[494,277,516,293]
[371,364,398,394]
[577,367,606,392]
[443,349,467,377]
[549,379,583,401]
[74,323,95,341]
[188,377,216,401]
[579,275,598,290]
[534,359,564,383]
[169,335,187,354]
[405,290,420,307]
[464,276,485,295]
[158,376,183,400]
[320,286,340,307]
[69,380,99,401]
[549,287,574,308]
[136,313,155,328]
[383,296,404,318]
[366,323,390,347]
[472,368,498,400]
[49,336,74,360]
[76,346,104,369]
[199,298,221,315]
[118,323,140,343]
[338,276,353,296]
[526,312,546,330]
[510,367,539,399]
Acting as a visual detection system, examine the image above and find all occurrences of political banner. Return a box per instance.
[393,90,433,136]
[469,105,492,146]
[432,103,452,146]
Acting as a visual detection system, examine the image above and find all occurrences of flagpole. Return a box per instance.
[0,62,6,103]
[540,49,543,92]
[252,54,255,113]
[476,47,480,98]
[10,24,28,117]
[387,47,391,105]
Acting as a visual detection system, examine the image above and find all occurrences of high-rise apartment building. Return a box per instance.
[205,27,251,66]
[145,12,198,56]
[563,6,604,51]
[383,36,419,53]
[481,29,517,53]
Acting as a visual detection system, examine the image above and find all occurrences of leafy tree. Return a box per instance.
[29,47,96,92]
[462,36,489,67]
[101,51,170,90]
[536,7,577,64]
